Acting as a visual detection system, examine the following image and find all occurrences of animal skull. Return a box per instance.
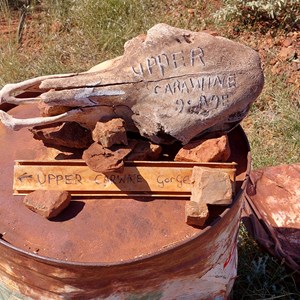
[0,24,264,144]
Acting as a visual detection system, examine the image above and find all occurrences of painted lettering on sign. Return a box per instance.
[17,170,192,191]
[37,173,83,185]
[156,174,191,188]
[14,162,235,196]
[94,173,144,185]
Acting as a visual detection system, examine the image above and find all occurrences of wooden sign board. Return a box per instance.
[14,160,236,198]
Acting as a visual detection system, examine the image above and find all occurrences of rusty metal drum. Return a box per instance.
[0,104,251,299]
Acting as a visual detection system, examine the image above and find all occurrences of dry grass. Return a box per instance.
[243,73,300,169]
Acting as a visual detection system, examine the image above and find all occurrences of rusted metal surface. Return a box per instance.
[243,164,300,274]
[0,104,251,299]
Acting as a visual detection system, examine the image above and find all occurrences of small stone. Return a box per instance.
[191,167,233,206]
[174,135,231,162]
[23,190,71,219]
[278,46,296,61]
[185,167,233,227]
[51,20,63,34]
[126,140,162,161]
[82,141,136,173]
[269,58,277,66]
[282,38,293,47]
[31,122,93,149]
[266,37,273,47]
[92,118,128,148]
[185,201,208,227]
[187,8,195,15]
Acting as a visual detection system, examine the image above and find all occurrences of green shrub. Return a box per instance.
[213,0,300,30]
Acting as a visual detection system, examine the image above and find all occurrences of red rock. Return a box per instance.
[31,122,93,149]
[185,201,208,227]
[245,163,300,272]
[174,135,231,162]
[278,46,296,61]
[187,8,195,15]
[82,141,136,173]
[51,20,63,34]
[282,37,293,47]
[126,140,162,161]
[23,190,71,219]
[269,57,277,66]
[92,118,128,148]
[266,37,273,47]
[185,166,233,227]
[191,167,233,206]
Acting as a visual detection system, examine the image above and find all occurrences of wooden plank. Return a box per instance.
[13,160,236,197]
